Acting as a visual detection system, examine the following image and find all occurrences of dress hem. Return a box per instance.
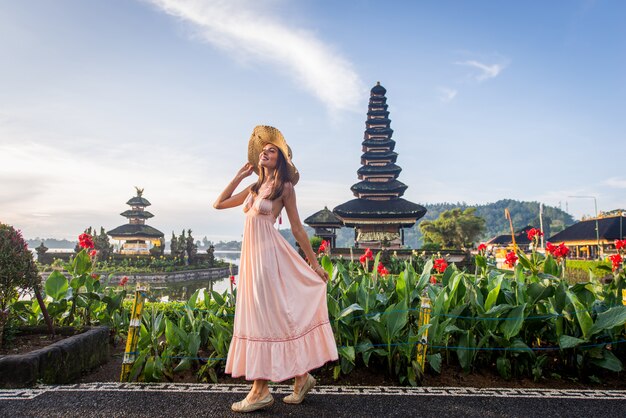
[227,356,339,383]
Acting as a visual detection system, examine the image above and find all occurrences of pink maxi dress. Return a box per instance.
[224,182,338,382]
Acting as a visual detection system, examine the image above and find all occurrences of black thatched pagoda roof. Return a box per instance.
[304,206,343,227]
[126,196,151,206]
[334,199,426,224]
[361,152,398,164]
[357,164,402,177]
[107,224,164,238]
[371,82,387,96]
[367,110,390,118]
[548,216,625,243]
[362,138,396,149]
[120,210,154,219]
[365,118,391,127]
[365,127,393,136]
[351,180,408,195]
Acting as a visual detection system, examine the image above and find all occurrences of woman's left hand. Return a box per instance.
[314,266,329,282]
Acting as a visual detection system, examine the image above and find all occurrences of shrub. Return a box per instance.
[0,223,40,345]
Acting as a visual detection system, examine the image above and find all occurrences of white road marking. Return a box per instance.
[1,383,625,401]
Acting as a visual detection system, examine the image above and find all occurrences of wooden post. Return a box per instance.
[120,283,146,382]
[416,292,432,373]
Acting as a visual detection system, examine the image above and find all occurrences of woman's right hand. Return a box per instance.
[236,163,254,180]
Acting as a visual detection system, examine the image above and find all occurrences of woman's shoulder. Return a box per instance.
[281,181,295,198]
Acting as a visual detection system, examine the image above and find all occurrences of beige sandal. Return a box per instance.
[283,374,316,404]
[231,393,274,413]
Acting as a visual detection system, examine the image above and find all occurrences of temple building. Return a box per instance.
[304,206,343,248]
[107,187,164,254]
[547,213,626,259]
[333,82,426,249]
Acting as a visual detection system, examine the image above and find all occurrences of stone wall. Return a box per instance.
[0,326,110,388]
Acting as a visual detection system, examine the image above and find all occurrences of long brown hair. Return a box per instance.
[251,145,290,200]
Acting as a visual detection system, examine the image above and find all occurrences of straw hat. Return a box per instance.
[247,125,299,185]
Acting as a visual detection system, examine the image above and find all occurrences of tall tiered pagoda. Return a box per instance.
[107,187,164,254]
[333,82,426,249]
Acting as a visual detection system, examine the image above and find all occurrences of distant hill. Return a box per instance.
[26,238,76,249]
[421,200,574,239]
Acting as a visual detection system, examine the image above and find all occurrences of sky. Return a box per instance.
[1,0,625,242]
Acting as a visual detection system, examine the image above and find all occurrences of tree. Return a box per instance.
[419,208,485,249]
[0,223,51,344]
[94,227,114,260]
[185,229,197,264]
[170,232,179,258]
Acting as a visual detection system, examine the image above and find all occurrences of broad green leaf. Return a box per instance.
[45,271,68,301]
[566,291,593,340]
[496,356,512,379]
[386,302,408,341]
[543,255,559,276]
[590,350,623,372]
[427,353,442,373]
[165,319,180,347]
[559,335,585,349]
[211,290,225,306]
[173,358,191,373]
[590,305,626,335]
[456,331,474,372]
[501,303,526,340]
[338,345,355,364]
[188,289,200,309]
[337,303,364,320]
[484,275,503,311]
[321,255,333,276]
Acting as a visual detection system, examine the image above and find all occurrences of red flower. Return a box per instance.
[78,233,95,249]
[433,258,448,273]
[615,239,626,251]
[230,275,236,285]
[609,254,623,272]
[360,248,374,265]
[527,228,543,241]
[89,249,97,258]
[377,263,389,276]
[318,240,330,255]
[429,275,437,284]
[91,273,99,280]
[477,243,487,252]
[504,251,518,268]
[546,242,570,259]
[119,276,128,286]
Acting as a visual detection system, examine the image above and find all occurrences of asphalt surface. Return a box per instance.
[2,383,626,418]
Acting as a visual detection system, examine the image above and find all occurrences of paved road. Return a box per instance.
[2,383,626,417]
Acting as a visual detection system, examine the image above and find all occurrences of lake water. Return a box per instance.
[29,250,241,302]
[138,251,241,302]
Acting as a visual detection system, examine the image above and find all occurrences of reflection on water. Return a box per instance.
[149,252,241,301]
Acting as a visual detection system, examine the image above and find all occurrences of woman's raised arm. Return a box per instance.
[213,163,254,209]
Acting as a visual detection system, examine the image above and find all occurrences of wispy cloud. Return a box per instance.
[438,87,458,103]
[145,0,364,111]
[456,60,505,81]
[605,177,626,188]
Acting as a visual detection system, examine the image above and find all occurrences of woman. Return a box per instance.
[213,125,338,413]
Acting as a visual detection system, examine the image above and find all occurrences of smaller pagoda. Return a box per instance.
[107,187,164,255]
[304,206,343,248]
